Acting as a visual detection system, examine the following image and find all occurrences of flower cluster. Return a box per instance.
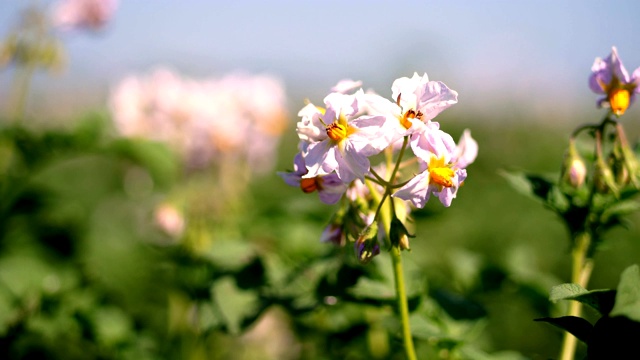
[280,73,477,258]
[563,46,640,196]
[109,67,288,172]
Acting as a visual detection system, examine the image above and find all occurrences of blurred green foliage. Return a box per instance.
[0,110,639,360]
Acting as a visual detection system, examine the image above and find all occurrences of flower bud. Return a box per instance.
[354,221,380,264]
[610,153,630,186]
[320,222,345,246]
[594,160,618,195]
[562,142,587,188]
[389,216,414,251]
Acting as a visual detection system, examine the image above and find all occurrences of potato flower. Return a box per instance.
[589,46,640,116]
[393,129,477,207]
[298,90,389,184]
[278,153,347,205]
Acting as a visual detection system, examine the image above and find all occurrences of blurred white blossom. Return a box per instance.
[109,67,288,173]
[52,0,118,31]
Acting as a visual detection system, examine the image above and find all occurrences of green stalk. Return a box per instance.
[391,245,417,360]
[11,63,36,124]
[559,232,593,360]
[384,136,417,359]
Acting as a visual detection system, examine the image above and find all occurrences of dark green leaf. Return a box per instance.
[535,316,593,343]
[432,289,487,320]
[550,283,616,315]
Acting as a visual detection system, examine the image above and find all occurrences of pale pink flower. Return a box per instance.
[394,129,477,207]
[300,91,389,184]
[52,0,118,31]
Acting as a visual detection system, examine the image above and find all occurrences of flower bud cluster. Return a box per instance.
[0,6,65,71]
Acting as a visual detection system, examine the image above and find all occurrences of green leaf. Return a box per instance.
[500,171,567,210]
[550,283,616,315]
[550,283,588,301]
[611,265,640,321]
[211,276,259,335]
[535,316,593,343]
[601,200,640,223]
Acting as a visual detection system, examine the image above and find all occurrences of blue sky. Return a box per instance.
[2,1,640,120]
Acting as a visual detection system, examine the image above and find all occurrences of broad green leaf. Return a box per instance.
[550,283,588,301]
[550,283,616,315]
[500,170,544,202]
[611,265,640,321]
[348,277,395,301]
[500,171,567,210]
[211,276,259,335]
[535,316,593,343]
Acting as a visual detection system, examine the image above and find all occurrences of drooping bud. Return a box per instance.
[354,221,380,264]
[389,216,414,251]
[613,123,640,188]
[320,222,345,246]
[594,159,619,196]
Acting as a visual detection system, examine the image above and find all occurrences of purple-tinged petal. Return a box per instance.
[335,140,370,183]
[331,79,363,94]
[418,81,459,121]
[435,187,455,207]
[349,115,390,155]
[410,125,456,163]
[589,57,609,94]
[277,153,307,187]
[393,171,431,208]
[318,173,347,204]
[277,171,301,187]
[320,223,345,246]
[454,129,478,169]
[297,103,327,143]
[633,67,640,92]
[392,73,429,110]
[609,47,631,84]
[324,91,360,118]
[305,140,338,177]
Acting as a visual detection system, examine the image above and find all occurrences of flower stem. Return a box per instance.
[390,245,417,360]
[559,232,593,360]
[11,63,36,124]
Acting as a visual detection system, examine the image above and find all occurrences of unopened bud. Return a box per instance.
[390,217,414,251]
[320,222,345,246]
[562,142,587,188]
[354,221,380,264]
[594,160,618,196]
[567,157,587,188]
[610,153,630,186]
